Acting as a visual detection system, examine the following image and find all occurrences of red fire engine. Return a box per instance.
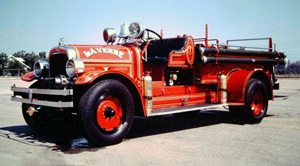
[11,22,287,146]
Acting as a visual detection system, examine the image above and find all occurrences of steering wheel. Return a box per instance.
[140,28,163,61]
[144,28,163,45]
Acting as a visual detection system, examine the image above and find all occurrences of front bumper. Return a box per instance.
[11,85,73,108]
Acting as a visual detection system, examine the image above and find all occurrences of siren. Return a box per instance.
[103,28,116,43]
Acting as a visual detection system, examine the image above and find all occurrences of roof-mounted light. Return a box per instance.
[103,28,117,43]
[129,22,144,39]
[104,22,145,42]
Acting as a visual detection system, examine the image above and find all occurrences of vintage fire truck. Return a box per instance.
[11,22,287,146]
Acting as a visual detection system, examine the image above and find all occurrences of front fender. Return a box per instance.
[75,70,134,85]
[21,72,36,82]
[75,70,146,116]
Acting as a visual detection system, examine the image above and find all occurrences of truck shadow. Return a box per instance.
[128,110,257,138]
[0,124,92,154]
[273,95,289,99]
[0,110,273,154]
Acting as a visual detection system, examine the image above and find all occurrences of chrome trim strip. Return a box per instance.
[11,86,73,96]
[62,46,77,59]
[11,96,73,108]
[11,86,73,108]
[51,46,77,59]
[147,103,227,117]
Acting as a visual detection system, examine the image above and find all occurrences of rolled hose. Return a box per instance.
[200,56,287,65]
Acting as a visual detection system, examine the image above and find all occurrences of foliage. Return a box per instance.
[0,52,8,75]
[287,61,300,74]
[39,51,47,59]
[1,51,47,76]
[276,61,300,74]
[13,50,46,71]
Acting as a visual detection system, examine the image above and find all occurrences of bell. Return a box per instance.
[119,22,130,38]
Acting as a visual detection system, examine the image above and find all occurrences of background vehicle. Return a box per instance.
[11,22,287,146]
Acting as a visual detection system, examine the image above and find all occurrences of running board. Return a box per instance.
[147,104,228,117]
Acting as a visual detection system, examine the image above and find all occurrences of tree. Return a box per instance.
[287,61,300,74]
[275,61,300,75]
[39,51,47,59]
[275,64,287,74]
[0,53,8,76]
[13,51,44,71]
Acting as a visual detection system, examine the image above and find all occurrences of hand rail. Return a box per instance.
[226,38,273,52]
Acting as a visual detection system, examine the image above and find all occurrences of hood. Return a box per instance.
[49,45,133,63]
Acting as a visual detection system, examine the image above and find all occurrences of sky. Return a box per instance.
[0,0,300,62]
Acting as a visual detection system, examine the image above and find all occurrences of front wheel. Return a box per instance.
[79,79,134,146]
[22,81,77,132]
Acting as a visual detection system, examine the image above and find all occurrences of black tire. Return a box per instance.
[22,81,46,131]
[79,79,134,146]
[229,78,268,123]
[22,82,77,132]
[22,104,76,132]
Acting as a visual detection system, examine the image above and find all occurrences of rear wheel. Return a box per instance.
[79,79,134,146]
[230,78,268,123]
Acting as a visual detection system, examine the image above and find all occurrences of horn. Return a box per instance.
[119,22,129,38]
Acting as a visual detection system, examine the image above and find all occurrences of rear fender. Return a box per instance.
[227,70,272,105]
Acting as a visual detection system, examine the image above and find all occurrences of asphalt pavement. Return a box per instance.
[0,78,299,166]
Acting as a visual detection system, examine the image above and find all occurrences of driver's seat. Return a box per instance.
[140,37,187,65]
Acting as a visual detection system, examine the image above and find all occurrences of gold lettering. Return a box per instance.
[83,48,97,58]
[118,51,124,59]
[95,48,102,53]
[83,48,125,59]
[102,48,108,53]
[107,49,113,54]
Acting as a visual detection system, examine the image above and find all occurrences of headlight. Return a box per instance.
[66,58,85,77]
[103,28,117,43]
[129,22,144,39]
[34,60,49,77]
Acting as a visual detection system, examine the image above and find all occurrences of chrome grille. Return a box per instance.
[49,53,68,77]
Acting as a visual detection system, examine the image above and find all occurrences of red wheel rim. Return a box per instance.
[97,96,123,131]
[250,89,264,115]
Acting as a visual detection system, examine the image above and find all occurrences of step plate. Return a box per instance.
[147,103,228,117]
